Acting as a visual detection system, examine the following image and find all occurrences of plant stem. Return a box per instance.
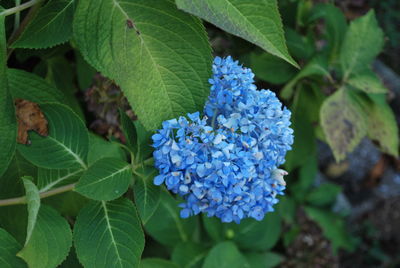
[0,0,42,17]
[13,0,21,31]
[0,183,76,207]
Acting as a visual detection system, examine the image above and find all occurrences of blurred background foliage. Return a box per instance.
[1,0,400,267]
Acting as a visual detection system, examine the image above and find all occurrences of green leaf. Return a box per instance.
[341,10,384,80]
[285,27,314,61]
[74,0,212,130]
[244,252,283,268]
[347,68,387,94]
[37,167,83,192]
[140,259,179,268]
[320,88,367,162]
[18,103,89,169]
[0,205,28,244]
[202,241,248,268]
[365,95,399,157]
[304,206,354,252]
[281,55,329,99]
[87,134,126,165]
[133,166,161,224]
[0,151,36,199]
[21,177,40,246]
[43,192,88,217]
[249,52,297,84]
[228,211,281,251]
[145,190,196,247]
[306,183,341,206]
[176,0,297,67]
[75,51,96,91]
[17,205,72,268]
[291,156,318,201]
[284,85,318,171]
[172,242,207,268]
[7,68,64,103]
[276,196,296,224]
[0,11,17,177]
[74,199,145,268]
[202,215,224,242]
[75,157,131,201]
[0,228,26,268]
[119,109,138,153]
[12,0,75,49]
[309,3,347,58]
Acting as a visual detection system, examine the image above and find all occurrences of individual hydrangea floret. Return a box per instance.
[152,56,294,223]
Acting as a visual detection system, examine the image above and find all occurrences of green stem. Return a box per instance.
[13,0,21,31]
[0,183,76,207]
[0,0,42,17]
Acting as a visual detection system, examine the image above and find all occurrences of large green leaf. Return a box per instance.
[0,10,17,177]
[21,178,40,246]
[74,199,145,268]
[0,228,26,268]
[12,0,75,49]
[202,241,248,268]
[320,88,367,162]
[17,205,72,268]
[176,0,297,67]
[75,158,131,201]
[8,68,64,103]
[133,166,161,224]
[18,103,89,169]
[341,10,384,80]
[145,190,196,246]
[74,0,212,130]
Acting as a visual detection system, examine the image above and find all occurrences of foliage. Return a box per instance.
[0,0,398,267]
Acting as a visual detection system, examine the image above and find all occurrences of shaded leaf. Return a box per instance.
[306,183,341,206]
[87,133,126,165]
[304,206,354,252]
[145,190,196,246]
[8,68,64,103]
[74,0,212,130]
[37,167,83,192]
[140,259,179,268]
[74,199,145,268]
[249,52,297,84]
[17,205,72,268]
[172,242,207,268]
[18,103,89,169]
[75,157,131,201]
[0,228,26,268]
[245,252,283,268]
[176,0,297,67]
[320,88,367,162]
[0,11,17,177]
[12,0,75,49]
[202,241,248,268]
[133,166,161,224]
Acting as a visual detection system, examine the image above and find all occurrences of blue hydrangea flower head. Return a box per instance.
[152,56,294,223]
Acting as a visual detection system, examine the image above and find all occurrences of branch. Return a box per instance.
[0,0,42,17]
[0,183,76,207]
